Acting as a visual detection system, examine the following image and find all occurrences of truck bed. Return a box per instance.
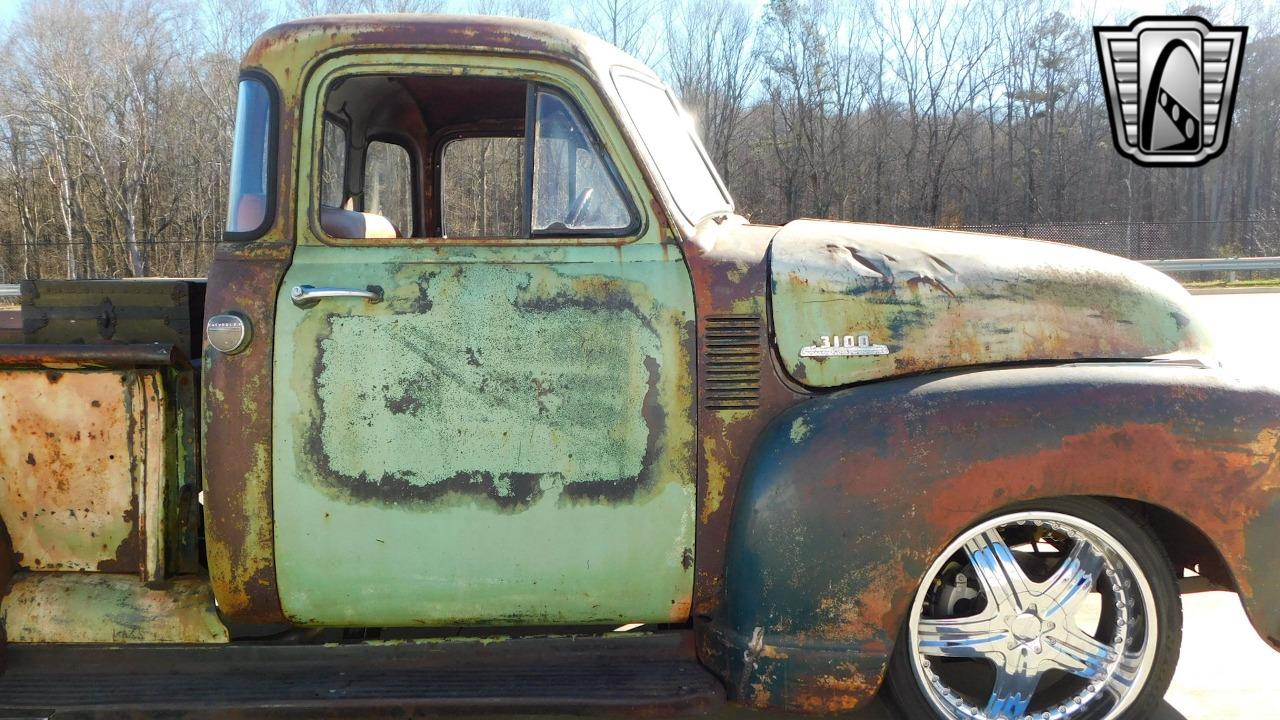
[0,279,206,361]
[0,279,209,644]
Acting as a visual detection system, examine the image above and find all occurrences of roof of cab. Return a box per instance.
[242,14,657,80]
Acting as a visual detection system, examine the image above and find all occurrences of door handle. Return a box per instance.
[290,284,384,308]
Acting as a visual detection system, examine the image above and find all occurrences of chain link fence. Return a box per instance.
[2,219,1278,283]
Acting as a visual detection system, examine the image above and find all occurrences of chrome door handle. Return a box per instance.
[290,284,384,308]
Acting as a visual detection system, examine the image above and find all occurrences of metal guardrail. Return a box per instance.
[0,284,19,298]
[1142,257,1280,272]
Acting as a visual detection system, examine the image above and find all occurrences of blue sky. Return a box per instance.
[0,1,20,24]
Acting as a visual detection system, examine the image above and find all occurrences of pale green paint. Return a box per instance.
[271,53,697,627]
[769,220,1216,387]
[2,572,228,644]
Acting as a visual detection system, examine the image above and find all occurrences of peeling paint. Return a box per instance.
[706,362,1280,711]
[770,220,1215,387]
[272,243,697,627]
[1,572,228,643]
[788,417,811,443]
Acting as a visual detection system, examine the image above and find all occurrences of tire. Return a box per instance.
[886,497,1181,720]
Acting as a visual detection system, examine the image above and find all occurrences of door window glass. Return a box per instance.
[364,141,413,235]
[532,91,634,234]
[441,137,523,238]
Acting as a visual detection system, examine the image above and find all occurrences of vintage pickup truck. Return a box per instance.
[0,14,1277,720]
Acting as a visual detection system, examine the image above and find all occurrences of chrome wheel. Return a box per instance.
[906,511,1159,720]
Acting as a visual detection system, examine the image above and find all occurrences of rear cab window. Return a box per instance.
[441,136,523,238]
[225,76,276,239]
[320,117,348,208]
[364,140,414,235]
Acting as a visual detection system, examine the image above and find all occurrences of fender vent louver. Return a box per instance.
[704,315,762,410]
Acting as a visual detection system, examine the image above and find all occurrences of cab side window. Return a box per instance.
[317,75,636,241]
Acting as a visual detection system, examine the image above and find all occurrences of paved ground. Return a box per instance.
[1193,291,1280,382]
[1155,293,1280,718]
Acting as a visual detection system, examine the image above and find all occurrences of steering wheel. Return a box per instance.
[566,187,595,226]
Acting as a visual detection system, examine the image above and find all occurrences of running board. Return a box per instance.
[0,633,724,716]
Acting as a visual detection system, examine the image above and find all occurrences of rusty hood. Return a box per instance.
[766,219,1214,388]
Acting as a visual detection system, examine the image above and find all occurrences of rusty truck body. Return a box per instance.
[0,15,1277,720]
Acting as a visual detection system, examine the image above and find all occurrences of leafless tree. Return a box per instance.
[662,0,758,182]
[572,0,656,61]
[0,0,1277,280]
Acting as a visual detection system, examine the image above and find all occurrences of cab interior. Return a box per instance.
[318,74,635,240]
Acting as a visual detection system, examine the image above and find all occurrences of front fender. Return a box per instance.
[702,362,1280,713]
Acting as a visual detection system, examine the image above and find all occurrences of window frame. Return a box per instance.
[361,133,420,237]
[223,69,280,244]
[305,61,647,247]
[610,67,734,227]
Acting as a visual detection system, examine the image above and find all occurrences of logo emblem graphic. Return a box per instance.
[799,333,889,358]
[1095,16,1247,166]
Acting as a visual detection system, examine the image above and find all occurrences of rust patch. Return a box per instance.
[0,343,181,369]
[0,370,162,574]
[683,218,805,622]
[202,251,291,624]
[296,268,678,512]
[789,666,881,714]
[710,363,1280,711]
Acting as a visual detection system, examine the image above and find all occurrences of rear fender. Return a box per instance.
[703,362,1280,713]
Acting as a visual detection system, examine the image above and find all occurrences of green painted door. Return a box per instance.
[271,61,697,627]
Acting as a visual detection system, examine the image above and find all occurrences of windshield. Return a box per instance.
[612,71,731,225]
[225,77,273,237]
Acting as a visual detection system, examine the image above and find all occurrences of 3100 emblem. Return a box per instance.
[799,333,890,358]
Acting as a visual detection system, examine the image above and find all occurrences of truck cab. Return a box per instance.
[221,24,704,631]
[1,14,1279,720]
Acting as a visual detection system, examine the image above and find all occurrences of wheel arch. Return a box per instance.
[1104,496,1234,591]
[699,362,1280,714]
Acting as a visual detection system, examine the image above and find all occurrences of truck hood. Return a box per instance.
[767,219,1214,388]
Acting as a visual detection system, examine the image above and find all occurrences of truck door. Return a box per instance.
[271,59,697,627]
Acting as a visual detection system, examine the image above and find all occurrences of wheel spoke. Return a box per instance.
[1102,648,1145,702]
[964,529,1031,613]
[917,614,1008,660]
[1049,625,1118,680]
[1038,540,1106,619]
[985,655,1041,719]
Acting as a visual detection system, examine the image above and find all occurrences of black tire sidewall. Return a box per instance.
[885,497,1183,720]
